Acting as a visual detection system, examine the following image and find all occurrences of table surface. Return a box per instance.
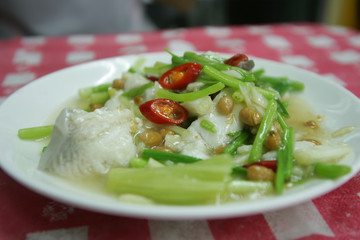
[0,23,360,240]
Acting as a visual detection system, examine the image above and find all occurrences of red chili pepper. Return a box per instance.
[158,63,202,90]
[224,53,249,66]
[146,75,158,82]
[243,160,277,172]
[139,98,188,125]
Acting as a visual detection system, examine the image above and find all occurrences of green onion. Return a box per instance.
[202,65,276,99]
[227,130,242,138]
[18,125,54,140]
[276,98,290,118]
[183,51,219,64]
[195,74,217,84]
[231,166,248,176]
[128,57,146,74]
[202,65,241,89]
[284,127,294,179]
[182,52,255,81]
[156,82,225,102]
[277,112,288,130]
[143,61,172,76]
[252,69,265,79]
[78,83,112,99]
[248,99,277,163]
[165,50,255,82]
[200,119,216,133]
[275,145,286,194]
[255,75,304,96]
[223,131,250,155]
[122,82,154,98]
[92,83,112,93]
[164,48,189,66]
[314,163,351,179]
[275,126,294,194]
[130,157,148,168]
[142,149,202,164]
[232,90,244,103]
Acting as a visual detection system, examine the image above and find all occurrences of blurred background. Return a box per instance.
[0,0,358,38]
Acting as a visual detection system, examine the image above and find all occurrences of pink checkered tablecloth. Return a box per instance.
[0,23,360,239]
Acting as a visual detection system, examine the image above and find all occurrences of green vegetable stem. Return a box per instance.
[143,61,172,77]
[130,157,148,168]
[122,82,154,98]
[284,127,294,180]
[248,99,278,163]
[255,75,304,96]
[156,82,225,102]
[275,126,294,194]
[275,146,286,194]
[107,154,232,205]
[202,65,276,99]
[223,131,250,155]
[89,91,110,104]
[18,125,54,140]
[142,149,202,164]
[314,163,351,179]
[182,52,255,81]
[200,119,216,133]
[78,83,111,99]
[276,98,290,118]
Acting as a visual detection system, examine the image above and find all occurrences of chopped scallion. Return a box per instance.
[200,119,216,133]
[156,82,225,102]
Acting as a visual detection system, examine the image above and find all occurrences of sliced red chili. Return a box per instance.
[243,160,277,172]
[146,75,158,82]
[158,63,202,90]
[224,53,249,66]
[139,98,188,125]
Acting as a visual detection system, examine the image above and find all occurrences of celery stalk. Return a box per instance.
[128,57,146,74]
[228,180,274,194]
[107,154,233,205]
[314,163,351,179]
[78,87,92,99]
[130,158,148,168]
[89,92,110,104]
[18,125,54,140]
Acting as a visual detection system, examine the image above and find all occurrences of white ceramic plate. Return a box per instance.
[0,52,360,220]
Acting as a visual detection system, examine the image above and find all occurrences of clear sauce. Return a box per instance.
[46,95,88,123]
[285,95,330,144]
[63,175,109,195]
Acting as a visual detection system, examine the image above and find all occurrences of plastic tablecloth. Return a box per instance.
[0,23,360,240]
